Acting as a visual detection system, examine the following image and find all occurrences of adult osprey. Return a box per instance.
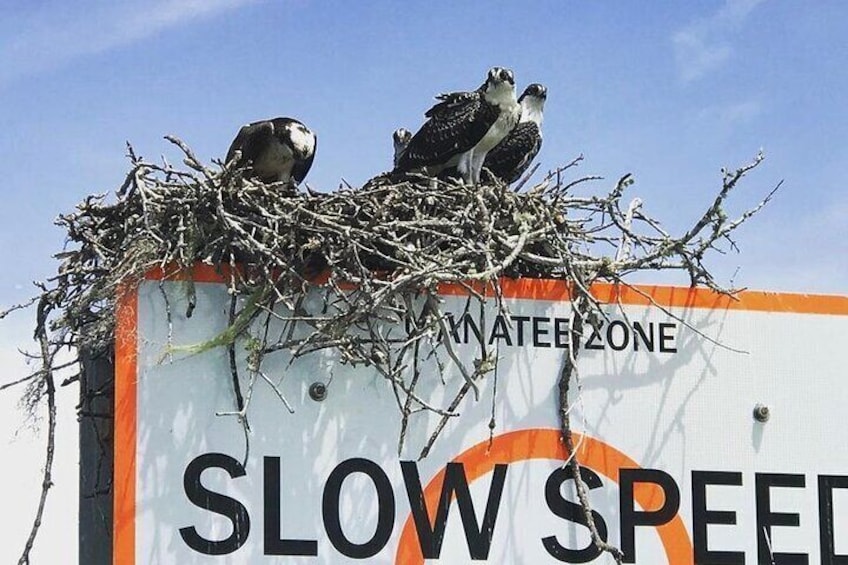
[225,117,316,187]
[483,83,547,184]
[394,67,520,185]
[392,128,412,168]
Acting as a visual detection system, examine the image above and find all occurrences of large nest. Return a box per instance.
[4,136,778,563]
[54,139,774,353]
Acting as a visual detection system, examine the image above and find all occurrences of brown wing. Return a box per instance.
[396,92,499,171]
[225,120,275,165]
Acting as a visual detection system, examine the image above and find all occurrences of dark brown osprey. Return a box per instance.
[393,67,520,185]
[225,117,316,186]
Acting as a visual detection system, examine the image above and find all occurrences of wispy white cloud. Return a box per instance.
[672,0,766,82]
[0,0,256,85]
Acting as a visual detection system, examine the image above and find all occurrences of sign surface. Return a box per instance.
[114,266,848,563]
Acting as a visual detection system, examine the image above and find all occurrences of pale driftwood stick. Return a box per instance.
[18,296,58,565]
[557,292,624,564]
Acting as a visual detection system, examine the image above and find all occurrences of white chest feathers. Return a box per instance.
[477,82,521,153]
[519,96,545,128]
[477,103,521,153]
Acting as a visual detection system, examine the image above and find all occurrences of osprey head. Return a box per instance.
[519,83,547,103]
[392,127,412,167]
[484,67,515,88]
[392,127,412,147]
[283,120,317,161]
[518,83,547,125]
[481,67,517,105]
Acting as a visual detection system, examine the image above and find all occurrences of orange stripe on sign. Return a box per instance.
[394,428,693,565]
[144,263,848,316]
[113,284,137,565]
[436,278,848,315]
[145,263,235,283]
[144,263,333,286]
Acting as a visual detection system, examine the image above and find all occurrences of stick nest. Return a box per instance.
[3,136,779,564]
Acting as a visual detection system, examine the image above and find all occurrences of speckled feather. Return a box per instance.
[397,92,500,170]
[483,121,542,184]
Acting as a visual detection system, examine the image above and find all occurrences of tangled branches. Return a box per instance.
[2,136,778,562]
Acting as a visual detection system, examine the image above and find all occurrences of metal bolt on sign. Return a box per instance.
[753,403,770,423]
[309,382,328,402]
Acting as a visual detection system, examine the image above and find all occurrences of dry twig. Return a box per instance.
[1,138,778,560]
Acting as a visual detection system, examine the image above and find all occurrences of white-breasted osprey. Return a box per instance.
[394,67,521,185]
[483,83,547,184]
[225,117,316,187]
[392,128,412,168]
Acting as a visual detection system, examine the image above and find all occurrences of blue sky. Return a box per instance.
[0,1,846,560]
[0,0,846,301]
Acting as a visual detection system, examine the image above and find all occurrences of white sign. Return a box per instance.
[113,266,848,563]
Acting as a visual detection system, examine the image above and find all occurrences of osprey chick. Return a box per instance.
[392,127,412,168]
[394,67,520,185]
[484,83,547,184]
[226,117,316,187]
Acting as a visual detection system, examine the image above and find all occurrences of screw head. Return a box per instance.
[309,382,327,402]
[753,403,770,423]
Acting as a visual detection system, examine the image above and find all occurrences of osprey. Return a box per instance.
[483,83,547,184]
[392,127,412,168]
[394,67,520,185]
[225,117,316,187]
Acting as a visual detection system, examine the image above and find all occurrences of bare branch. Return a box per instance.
[18,298,58,565]
[2,138,775,561]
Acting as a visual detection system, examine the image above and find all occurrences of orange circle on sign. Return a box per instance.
[394,428,693,564]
